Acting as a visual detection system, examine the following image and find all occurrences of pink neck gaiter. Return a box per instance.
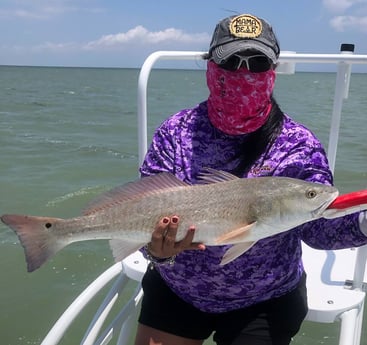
[206,61,276,135]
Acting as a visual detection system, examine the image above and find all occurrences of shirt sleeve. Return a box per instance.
[273,143,333,185]
[139,122,176,177]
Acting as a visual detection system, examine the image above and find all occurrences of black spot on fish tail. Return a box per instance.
[1,214,64,272]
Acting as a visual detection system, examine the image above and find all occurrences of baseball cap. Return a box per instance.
[209,14,280,64]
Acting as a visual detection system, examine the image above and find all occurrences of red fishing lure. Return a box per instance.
[327,190,367,209]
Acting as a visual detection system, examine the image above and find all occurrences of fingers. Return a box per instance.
[179,225,206,251]
[149,217,171,257]
[163,216,179,250]
[179,225,196,248]
[148,216,205,258]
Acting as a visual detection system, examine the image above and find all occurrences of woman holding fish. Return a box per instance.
[134,13,367,345]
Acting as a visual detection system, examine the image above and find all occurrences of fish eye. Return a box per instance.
[45,222,52,229]
[306,190,317,199]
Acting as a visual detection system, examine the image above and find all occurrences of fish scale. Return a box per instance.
[1,169,338,272]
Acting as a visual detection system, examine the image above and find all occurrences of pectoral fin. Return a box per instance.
[220,241,257,265]
[215,222,256,245]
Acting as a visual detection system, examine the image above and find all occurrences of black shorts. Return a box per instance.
[138,268,308,345]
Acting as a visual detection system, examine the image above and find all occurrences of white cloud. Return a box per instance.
[0,7,50,19]
[322,0,367,32]
[330,15,367,31]
[3,26,210,56]
[33,41,77,52]
[83,26,210,50]
[322,0,367,13]
[0,0,103,19]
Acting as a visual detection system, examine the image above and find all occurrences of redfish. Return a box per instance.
[1,169,338,271]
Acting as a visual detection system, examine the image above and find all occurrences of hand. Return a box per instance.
[147,216,205,259]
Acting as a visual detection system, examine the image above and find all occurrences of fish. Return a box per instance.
[1,168,338,272]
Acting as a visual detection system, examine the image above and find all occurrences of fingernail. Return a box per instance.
[163,217,169,224]
[172,216,178,224]
[189,226,195,232]
[198,244,206,251]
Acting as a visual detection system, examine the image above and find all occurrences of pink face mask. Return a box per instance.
[206,61,276,135]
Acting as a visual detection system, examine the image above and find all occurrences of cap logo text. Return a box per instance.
[229,14,262,38]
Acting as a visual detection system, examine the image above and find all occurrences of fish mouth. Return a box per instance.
[312,193,339,218]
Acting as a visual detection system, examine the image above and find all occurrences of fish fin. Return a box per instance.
[83,173,189,215]
[1,214,65,272]
[197,168,239,184]
[220,242,257,265]
[215,222,256,244]
[109,240,144,262]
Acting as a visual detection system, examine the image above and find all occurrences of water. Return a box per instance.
[0,65,366,344]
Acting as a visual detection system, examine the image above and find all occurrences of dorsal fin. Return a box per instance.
[83,173,189,216]
[197,167,239,184]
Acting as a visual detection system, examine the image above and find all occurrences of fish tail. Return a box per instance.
[1,214,64,272]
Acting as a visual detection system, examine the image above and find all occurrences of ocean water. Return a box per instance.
[0,65,366,345]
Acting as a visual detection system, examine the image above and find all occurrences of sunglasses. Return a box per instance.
[217,54,272,73]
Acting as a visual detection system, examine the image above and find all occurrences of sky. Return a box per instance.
[1,0,367,71]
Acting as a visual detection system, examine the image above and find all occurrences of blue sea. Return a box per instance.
[0,65,366,345]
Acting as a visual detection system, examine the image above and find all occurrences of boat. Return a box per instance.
[38,47,367,345]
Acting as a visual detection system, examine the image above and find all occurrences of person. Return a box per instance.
[134,13,367,345]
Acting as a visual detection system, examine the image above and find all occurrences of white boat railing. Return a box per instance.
[41,48,367,345]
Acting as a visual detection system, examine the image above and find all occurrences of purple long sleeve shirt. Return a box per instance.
[140,101,366,313]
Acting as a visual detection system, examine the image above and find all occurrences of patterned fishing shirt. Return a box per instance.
[140,101,366,313]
